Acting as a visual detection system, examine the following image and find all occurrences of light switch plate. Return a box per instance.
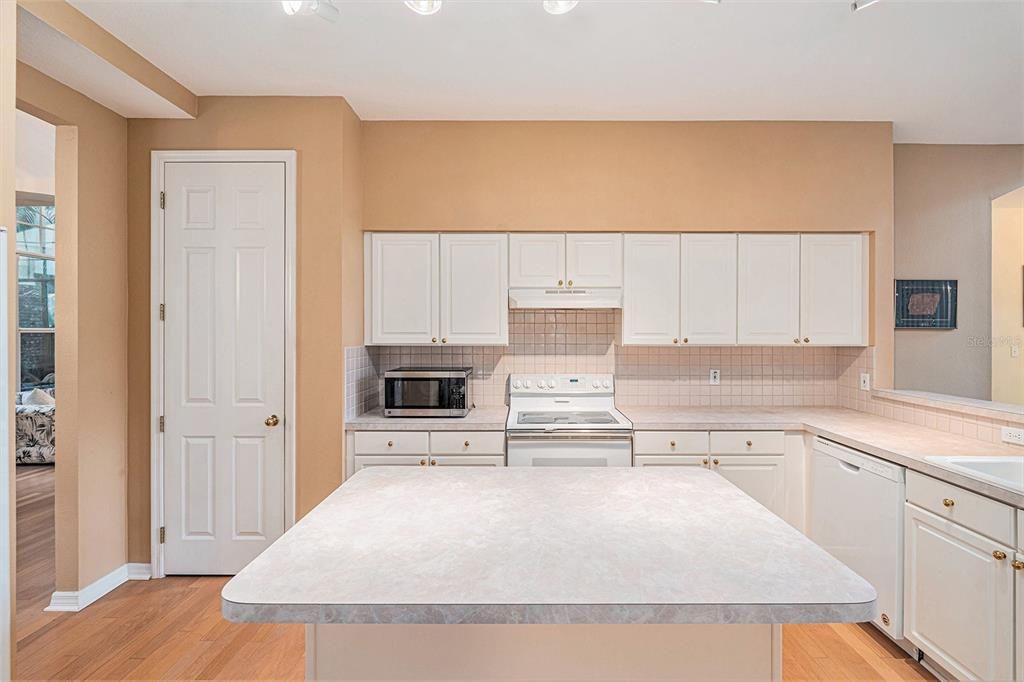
[709,369,721,386]
[859,373,871,391]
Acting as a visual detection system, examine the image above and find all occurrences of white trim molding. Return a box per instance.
[149,150,298,579]
[44,563,151,613]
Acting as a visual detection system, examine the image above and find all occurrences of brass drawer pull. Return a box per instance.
[430,459,438,466]
[993,550,1007,561]
[746,440,753,447]
[419,459,426,466]
[464,440,471,447]
[942,498,955,508]
[702,458,709,465]
[387,440,394,447]
[670,440,676,447]
[712,458,720,466]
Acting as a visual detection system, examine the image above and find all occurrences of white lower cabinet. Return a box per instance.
[354,454,429,472]
[711,455,786,517]
[633,454,708,469]
[904,502,1014,681]
[348,430,506,478]
[431,455,505,467]
[1017,551,1024,682]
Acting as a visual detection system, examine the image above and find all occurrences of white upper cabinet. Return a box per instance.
[737,234,801,345]
[565,233,623,288]
[367,233,439,345]
[800,234,868,346]
[681,234,738,345]
[509,234,566,288]
[440,234,508,345]
[623,234,681,345]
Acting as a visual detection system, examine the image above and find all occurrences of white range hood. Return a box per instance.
[508,287,622,309]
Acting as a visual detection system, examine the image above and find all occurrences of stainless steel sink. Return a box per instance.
[925,456,1024,493]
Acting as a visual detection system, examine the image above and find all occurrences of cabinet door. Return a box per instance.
[1017,552,1023,682]
[622,234,681,345]
[681,234,738,345]
[368,233,439,345]
[737,234,800,345]
[509,234,565,288]
[353,455,427,472]
[712,455,785,516]
[800,234,867,346]
[904,503,1014,682]
[430,455,505,467]
[633,455,708,468]
[566,233,623,287]
[440,234,508,345]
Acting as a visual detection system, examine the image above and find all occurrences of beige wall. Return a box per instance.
[894,144,1024,401]
[992,189,1024,404]
[17,62,128,590]
[127,97,361,562]
[15,108,54,196]
[362,120,896,384]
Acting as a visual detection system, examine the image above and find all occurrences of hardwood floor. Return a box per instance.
[14,464,933,681]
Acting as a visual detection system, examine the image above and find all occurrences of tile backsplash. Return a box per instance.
[346,310,840,412]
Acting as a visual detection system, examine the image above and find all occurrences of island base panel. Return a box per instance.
[306,623,782,681]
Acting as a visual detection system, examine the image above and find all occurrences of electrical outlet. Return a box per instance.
[709,369,721,386]
[1002,427,1024,447]
[859,373,871,391]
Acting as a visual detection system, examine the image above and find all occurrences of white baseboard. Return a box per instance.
[45,562,152,613]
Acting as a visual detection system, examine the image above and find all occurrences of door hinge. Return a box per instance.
[159,303,165,321]
[158,415,165,432]
[159,526,166,544]
[159,191,165,209]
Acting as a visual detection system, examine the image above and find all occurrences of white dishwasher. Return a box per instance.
[809,438,905,641]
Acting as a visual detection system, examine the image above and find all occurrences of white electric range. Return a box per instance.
[505,374,633,467]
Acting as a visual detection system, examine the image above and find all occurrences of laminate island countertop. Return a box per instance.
[344,406,509,431]
[222,466,875,626]
[621,406,1024,507]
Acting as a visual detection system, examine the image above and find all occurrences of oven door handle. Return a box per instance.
[506,431,634,442]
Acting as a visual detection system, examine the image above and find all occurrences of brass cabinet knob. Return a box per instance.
[702,458,709,465]
[1012,560,1024,570]
[993,550,1008,561]
[264,414,280,427]
[387,440,394,447]
[430,459,437,466]
[558,280,564,287]
[441,337,448,343]
[567,280,574,287]
[673,338,679,344]
[746,440,753,447]
[803,337,811,343]
[712,458,720,466]
[419,459,427,466]
[683,338,689,343]
[793,338,800,344]
[670,440,676,447]
[432,337,438,343]
[464,440,471,447]
[942,498,955,508]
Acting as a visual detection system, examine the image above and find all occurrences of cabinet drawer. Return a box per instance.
[633,432,709,455]
[431,455,505,467]
[353,455,428,472]
[907,471,1015,546]
[710,431,785,455]
[353,431,429,455]
[430,431,505,455]
[1018,510,1023,552]
[634,455,708,468]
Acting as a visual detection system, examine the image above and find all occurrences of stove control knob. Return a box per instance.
[602,379,612,389]
[524,379,532,389]
[512,379,522,390]
[592,380,601,388]
[548,378,557,389]
[537,379,546,389]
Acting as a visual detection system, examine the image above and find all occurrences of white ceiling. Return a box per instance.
[67,0,1023,142]
[17,8,192,119]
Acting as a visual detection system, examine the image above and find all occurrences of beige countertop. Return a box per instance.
[622,406,1024,507]
[345,406,509,431]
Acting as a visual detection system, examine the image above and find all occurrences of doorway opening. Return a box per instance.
[991,186,1024,405]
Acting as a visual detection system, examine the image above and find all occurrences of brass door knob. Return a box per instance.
[430,459,437,466]
[264,414,280,427]
[942,498,955,508]
[567,280,574,287]
[464,440,471,447]
[993,550,1008,561]
[432,337,437,343]
[670,440,676,447]
[387,440,394,447]
[1012,560,1024,570]
[712,458,720,466]
[558,280,564,287]
[420,459,426,466]
[746,440,753,447]
[803,337,811,343]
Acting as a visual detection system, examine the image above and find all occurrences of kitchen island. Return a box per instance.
[223,467,876,681]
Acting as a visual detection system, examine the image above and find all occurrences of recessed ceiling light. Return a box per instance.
[280,0,339,22]
[405,0,443,15]
[851,0,882,11]
[543,1,579,15]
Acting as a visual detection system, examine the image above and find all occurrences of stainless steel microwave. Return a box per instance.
[383,368,473,417]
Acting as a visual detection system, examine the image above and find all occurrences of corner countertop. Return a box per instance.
[223,467,876,625]
[344,406,509,431]
[622,406,1024,507]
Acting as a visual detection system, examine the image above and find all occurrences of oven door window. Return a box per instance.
[386,378,447,409]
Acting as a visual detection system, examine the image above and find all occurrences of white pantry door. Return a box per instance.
[163,162,287,575]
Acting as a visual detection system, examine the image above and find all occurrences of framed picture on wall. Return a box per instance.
[894,279,958,329]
